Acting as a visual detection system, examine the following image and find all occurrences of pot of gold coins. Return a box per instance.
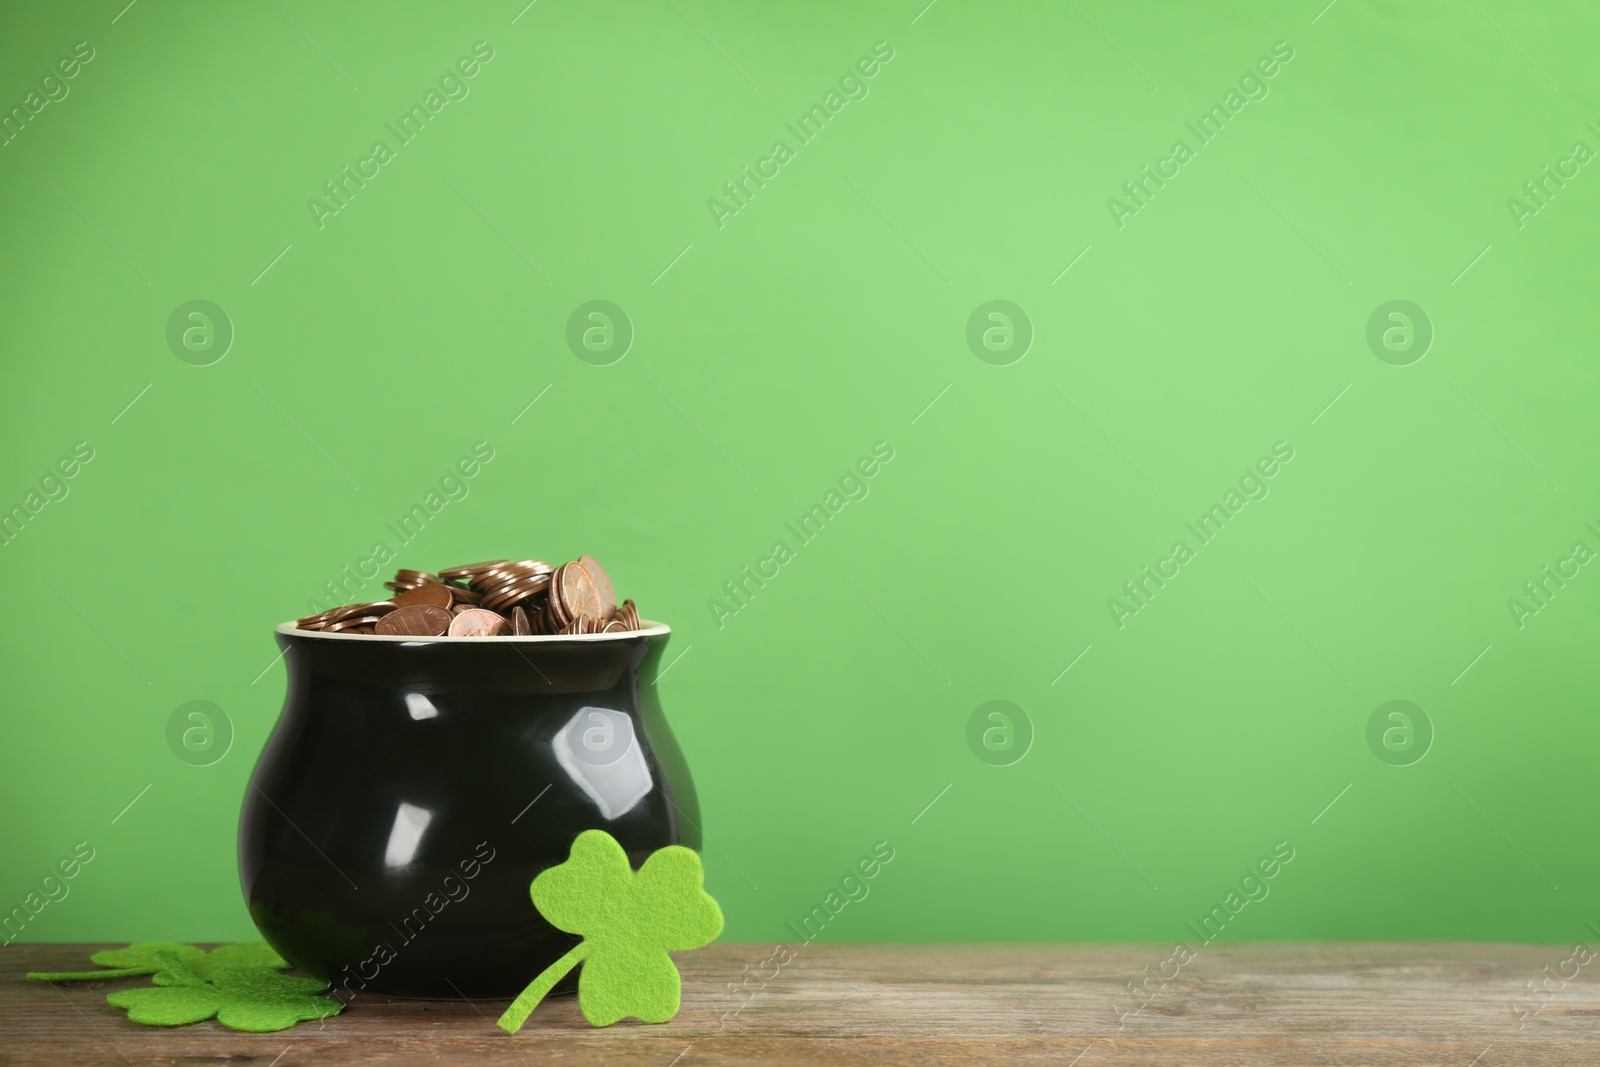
[238,556,699,999]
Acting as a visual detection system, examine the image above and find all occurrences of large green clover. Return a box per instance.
[106,951,341,1032]
[497,830,723,1031]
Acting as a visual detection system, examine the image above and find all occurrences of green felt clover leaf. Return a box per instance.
[107,952,341,1032]
[186,941,290,981]
[27,941,289,984]
[28,942,206,982]
[497,829,723,1032]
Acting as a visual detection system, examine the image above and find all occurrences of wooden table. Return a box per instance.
[4,942,1596,1065]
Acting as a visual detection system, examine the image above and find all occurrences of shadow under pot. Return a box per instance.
[238,621,700,999]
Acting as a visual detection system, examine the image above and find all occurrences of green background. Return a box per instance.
[2,0,1596,947]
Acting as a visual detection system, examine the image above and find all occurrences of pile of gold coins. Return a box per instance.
[296,556,643,637]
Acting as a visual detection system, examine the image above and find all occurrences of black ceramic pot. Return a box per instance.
[238,621,699,999]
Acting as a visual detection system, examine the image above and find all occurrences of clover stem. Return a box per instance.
[496,941,590,1033]
[27,967,152,982]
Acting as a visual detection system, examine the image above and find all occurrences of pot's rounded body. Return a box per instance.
[239,622,698,999]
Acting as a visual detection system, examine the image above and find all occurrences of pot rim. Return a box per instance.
[275,619,671,643]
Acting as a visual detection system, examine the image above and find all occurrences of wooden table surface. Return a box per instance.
[4,941,1596,1065]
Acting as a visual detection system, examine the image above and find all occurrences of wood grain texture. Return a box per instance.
[3,942,1597,1065]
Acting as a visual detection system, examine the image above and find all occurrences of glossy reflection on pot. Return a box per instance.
[238,622,699,999]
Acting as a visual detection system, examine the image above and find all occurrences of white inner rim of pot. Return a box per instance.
[275,620,671,642]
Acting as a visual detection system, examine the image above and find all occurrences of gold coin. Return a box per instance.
[439,560,510,581]
[448,608,508,637]
[325,615,384,633]
[556,561,600,622]
[385,569,441,592]
[394,583,453,609]
[578,555,617,619]
[470,560,552,592]
[375,605,452,636]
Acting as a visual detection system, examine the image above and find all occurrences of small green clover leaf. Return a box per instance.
[187,941,290,981]
[107,952,341,1032]
[93,942,206,972]
[28,941,289,984]
[28,942,206,982]
[497,830,723,1032]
